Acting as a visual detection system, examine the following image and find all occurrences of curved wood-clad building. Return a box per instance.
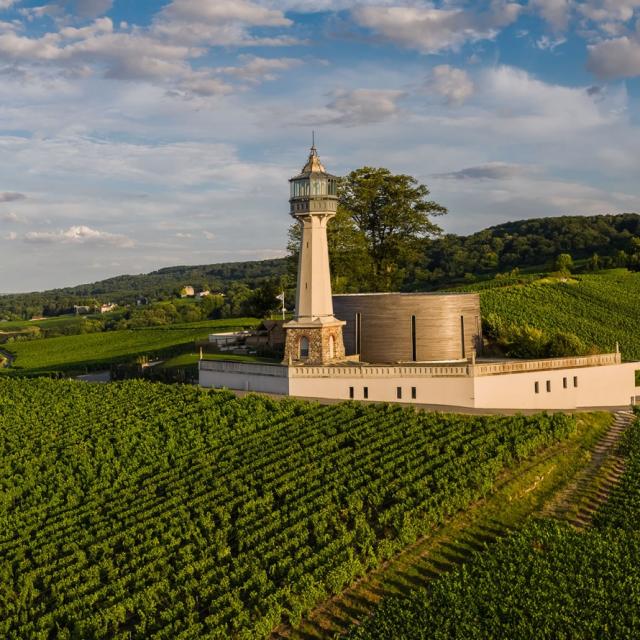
[333,292,482,363]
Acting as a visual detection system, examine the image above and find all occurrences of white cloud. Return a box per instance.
[578,0,640,25]
[352,2,521,54]
[220,55,302,83]
[428,65,474,106]
[0,0,18,9]
[305,88,404,126]
[152,0,293,48]
[3,231,17,240]
[23,224,134,247]
[536,34,567,49]
[0,1,297,98]
[160,0,290,28]
[477,65,620,135]
[531,0,571,31]
[1,211,25,223]
[587,35,640,78]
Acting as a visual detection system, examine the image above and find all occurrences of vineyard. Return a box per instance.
[477,270,640,359]
[0,379,576,639]
[348,413,640,640]
[0,318,256,375]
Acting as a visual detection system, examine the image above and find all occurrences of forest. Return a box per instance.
[2,213,640,320]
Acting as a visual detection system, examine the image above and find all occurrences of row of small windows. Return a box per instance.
[535,376,578,394]
[348,386,417,400]
[290,177,338,198]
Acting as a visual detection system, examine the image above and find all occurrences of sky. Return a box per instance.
[0,0,639,292]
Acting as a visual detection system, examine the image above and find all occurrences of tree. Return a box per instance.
[553,253,573,274]
[586,253,601,271]
[287,167,446,292]
[339,167,446,291]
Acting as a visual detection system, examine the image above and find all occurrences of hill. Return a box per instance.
[413,212,640,289]
[0,258,288,319]
[0,317,258,376]
[471,270,640,360]
[2,213,640,319]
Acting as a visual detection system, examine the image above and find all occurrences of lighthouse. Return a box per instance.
[283,144,346,365]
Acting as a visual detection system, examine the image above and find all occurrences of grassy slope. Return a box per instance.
[475,270,640,359]
[2,318,258,374]
[0,315,85,332]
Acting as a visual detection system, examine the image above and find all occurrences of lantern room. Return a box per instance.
[289,144,339,216]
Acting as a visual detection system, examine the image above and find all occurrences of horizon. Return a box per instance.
[3,210,639,295]
[1,0,640,292]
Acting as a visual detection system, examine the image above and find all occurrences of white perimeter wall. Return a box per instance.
[200,361,639,410]
[473,362,638,410]
[290,375,475,407]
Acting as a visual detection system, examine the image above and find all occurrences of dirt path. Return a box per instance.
[270,412,619,640]
[541,409,634,528]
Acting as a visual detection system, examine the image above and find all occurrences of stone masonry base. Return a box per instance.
[283,323,346,365]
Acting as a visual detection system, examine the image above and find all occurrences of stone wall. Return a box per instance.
[283,324,346,365]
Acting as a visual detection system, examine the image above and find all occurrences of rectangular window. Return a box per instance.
[349,386,354,399]
[574,376,578,388]
[563,377,568,389]
[411,315,417,361]
[535,382,539,394]
[363,387,369,399]
[460,315,466,359]
[546,380,551,392]
[397,387,402,400]
[411,387,417,400]
[355,312,362,355]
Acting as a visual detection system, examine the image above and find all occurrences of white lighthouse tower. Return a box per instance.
[283,143,346,365]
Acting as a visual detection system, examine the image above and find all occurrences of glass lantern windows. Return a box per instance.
[290,176,337,198]
[291,179,310,198]
[311,177,328,196]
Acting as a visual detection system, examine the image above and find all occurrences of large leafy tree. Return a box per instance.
[288,166,447,292]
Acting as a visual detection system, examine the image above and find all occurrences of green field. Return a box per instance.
[348,413,640,640]
[0,315,83,331]
[475,270,640,359]
[1,318,258,374]
[0,379,577,639]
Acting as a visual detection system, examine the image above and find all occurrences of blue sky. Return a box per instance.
[0,0,639,292]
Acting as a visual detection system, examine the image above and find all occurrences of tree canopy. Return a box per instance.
[289,166,447,292]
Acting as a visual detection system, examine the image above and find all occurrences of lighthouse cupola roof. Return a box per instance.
[301,144,326,174]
